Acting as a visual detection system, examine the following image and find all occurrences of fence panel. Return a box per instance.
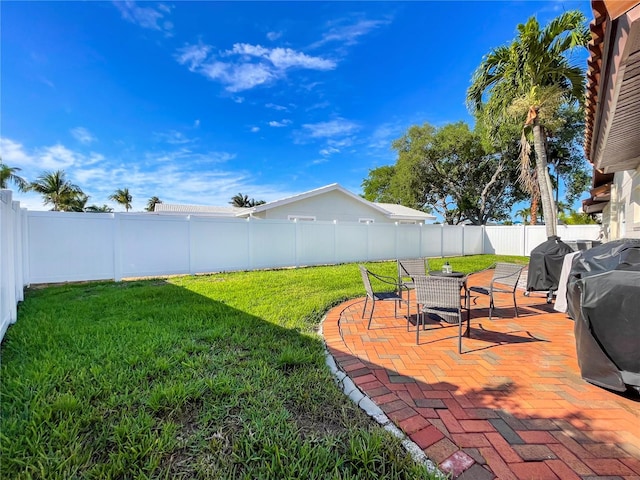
[190,217,250,273]
[485,226,526,255]
[296,221,336,266]
[464,226,484,255]
[367,223,397,261]
[335,223,369,263]
[119,214,190,278]
[421,225,443,258]
[27,211,116,283]
[396,224,422,259]
[442,225,464,257]
[250,220,296,269]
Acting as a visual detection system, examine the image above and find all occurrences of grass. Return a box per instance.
[1,255,526,479]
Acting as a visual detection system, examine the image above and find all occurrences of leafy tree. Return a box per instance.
[362,165,403,204]
[468,10,589,237]
[109,188,133,212]
[146,196,162,212]
[560,209,598,225]
[230,193,265,208]
[364,122,525,225]
[62,193,89,212]
[29,170,84,211]
[85,204,113,213]
[0,161,28,191]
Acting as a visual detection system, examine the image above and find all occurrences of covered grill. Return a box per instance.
[526,236,574,302]
[566,239,640,393]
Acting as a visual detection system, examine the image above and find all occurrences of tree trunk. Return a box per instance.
[531,122,557,237]
[530,195,539,225]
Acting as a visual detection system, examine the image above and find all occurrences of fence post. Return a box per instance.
[441,224,444,258]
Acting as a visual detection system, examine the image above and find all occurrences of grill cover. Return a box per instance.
[527,236,574,291]
[566,239,640,392]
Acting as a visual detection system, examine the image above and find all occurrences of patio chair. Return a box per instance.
[359,265,409,329]
[467,262,525,320]
[397,257,426,298]
[414,275,470,353]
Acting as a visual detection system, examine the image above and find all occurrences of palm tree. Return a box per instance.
[145,196,162,212]
[467,11,589,237]
[0,161,28,191]
[85,204,113,213]
[29,170,83,211]
[230,193,251,207]
[516,207,530,224]
[109,188,133,212]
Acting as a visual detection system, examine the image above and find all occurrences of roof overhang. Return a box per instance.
[585,0,640,174]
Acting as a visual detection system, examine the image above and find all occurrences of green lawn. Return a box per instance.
[0,255,526,479]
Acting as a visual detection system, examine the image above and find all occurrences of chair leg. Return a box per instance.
[416,311,421,344]
[458,313,463,354]
[513,292,519,317]
[362,296,368,319]
[367,299,375,329]
[489,294,494,320]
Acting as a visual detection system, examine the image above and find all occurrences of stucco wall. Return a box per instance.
[253,190,390,223]
[607,166,640,239]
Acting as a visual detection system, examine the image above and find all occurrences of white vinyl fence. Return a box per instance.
[0,191,27,342]
[0,192,602,342]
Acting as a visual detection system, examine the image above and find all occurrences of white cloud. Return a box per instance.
[250,126,260,133]
[268,119,291,127]
[265,103,288,111]
[302,118,359,138]
[319,147,340,156]
[70,127,97,145]
[313,18,390,48]
[113,1,173,35]
[176,41,336,92]
[232,96,245,104]
[267,31,282,41]
[153,130,195,145]
[194,119,200,128]
[176,43,211,72]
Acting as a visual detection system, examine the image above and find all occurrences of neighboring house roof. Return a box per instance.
[154,204,249,216]
[374,202,436,222]
[153,183,435,222]
[245,183,391,216]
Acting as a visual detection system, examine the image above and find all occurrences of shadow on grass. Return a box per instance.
[0,278,432,480]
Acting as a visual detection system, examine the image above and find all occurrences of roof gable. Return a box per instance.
[246,183,390,216]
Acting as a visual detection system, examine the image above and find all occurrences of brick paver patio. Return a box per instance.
[323,270,640,479]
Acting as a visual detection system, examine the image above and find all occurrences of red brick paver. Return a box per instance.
[323,271,640,479]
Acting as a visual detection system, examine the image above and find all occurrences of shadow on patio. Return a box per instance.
[323,270,640,479]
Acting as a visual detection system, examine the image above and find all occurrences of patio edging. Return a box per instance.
[318,302,445,479]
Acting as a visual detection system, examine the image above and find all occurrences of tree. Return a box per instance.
[146,196,162,212]
[85,204,113,213]
[0,161,28,191]
[230,193,265,208]
[364,122,525,225]
[515,207,530,224]
[560,209,598,225]
[362,165,403,204]
[468,10,589,237]
[109,188,133,212]
[29,170,84,211]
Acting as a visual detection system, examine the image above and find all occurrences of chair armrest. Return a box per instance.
[466,263,496,279]
[369,271,403,289]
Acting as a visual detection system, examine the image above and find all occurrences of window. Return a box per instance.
[288,215,315,222]
[359,218,375,224]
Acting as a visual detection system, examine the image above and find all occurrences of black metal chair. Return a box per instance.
[359,265,409,329]
[467,263,525,320]
[397,258,427,330]
[414,275,470,353]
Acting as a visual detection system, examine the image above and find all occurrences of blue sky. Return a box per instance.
[1,1,591,212]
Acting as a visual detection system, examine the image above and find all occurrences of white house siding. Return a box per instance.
[606,167,640,240]
[254,189,389,223]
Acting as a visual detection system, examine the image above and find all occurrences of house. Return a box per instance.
[154,183,436,224]
[584,0,640,240]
